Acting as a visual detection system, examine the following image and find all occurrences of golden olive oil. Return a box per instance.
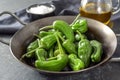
[80,2,112,24]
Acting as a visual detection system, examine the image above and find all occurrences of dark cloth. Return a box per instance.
[0,0,119,34]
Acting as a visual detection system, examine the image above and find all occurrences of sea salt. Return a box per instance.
[29,5,54,14]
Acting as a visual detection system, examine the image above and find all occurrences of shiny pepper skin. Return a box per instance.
[53,20,74,42]
[35,48,68,71]
[78,39,92,67]
[68,54,85,71]
[90,40,103,63]
[71,19,88,33]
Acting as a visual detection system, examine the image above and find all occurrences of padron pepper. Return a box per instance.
[77,30,92,67]
[27,39,39,52]
[35,32,68,71]
[53,20,74,42]
[21,39,42,59]
[40,33,57,50]
[78,39,92,67]
[39,31,54,38]
[71,19,88,33]
[68,54,85,71]
[62,40,77,54]
[90,40,103,63]
[35,48,48,61]
[58,33,77,54]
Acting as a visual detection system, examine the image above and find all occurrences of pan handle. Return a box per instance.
[109,57,120,62]
[116,34,120,37]
[0,11,27,45]
[109,34,120,62]
[0,11,27,25]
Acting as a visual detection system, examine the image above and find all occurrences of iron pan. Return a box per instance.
[9,16,117,76]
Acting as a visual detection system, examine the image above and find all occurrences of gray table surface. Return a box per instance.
[1,0,120,80]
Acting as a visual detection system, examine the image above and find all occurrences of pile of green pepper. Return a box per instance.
[21,15,103,71]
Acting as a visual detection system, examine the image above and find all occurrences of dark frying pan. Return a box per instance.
[0,11,118,76]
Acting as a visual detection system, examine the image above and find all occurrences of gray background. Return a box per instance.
[0,0,53,12]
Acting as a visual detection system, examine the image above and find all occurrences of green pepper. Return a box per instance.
[27,39,39,52]
[35,32,68,71]
[71,19,88,33]
[58,33,77,54]
[78,39,92,67]
[62,39,77,54]
[77,30,92,67]
[39,31,54,38]
[68,54,85,71]
[53,20,74,42]
[35,48,48,61]
[40,33,57,50]
[20,39,42,59]
[90,40,103,63]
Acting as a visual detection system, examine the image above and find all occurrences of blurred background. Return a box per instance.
[0,0,53,12]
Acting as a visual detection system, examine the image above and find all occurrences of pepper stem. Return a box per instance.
[20,47,39,60]
[70,14,80,26]
[76,30,83,40]
[39,25,53,31]
[55,32,64,54]
[20,39,41,60]
[57,33,65,42]
[37,39,41,47]
[33,34,41,39]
